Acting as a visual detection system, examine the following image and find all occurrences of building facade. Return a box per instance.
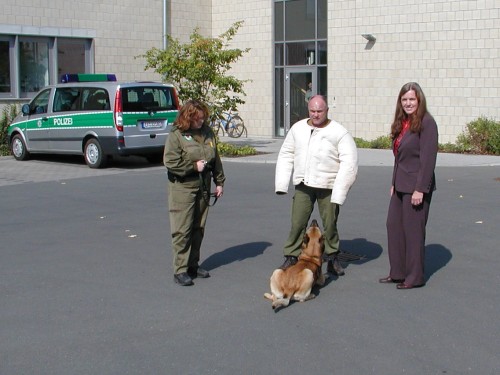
[1,0,499,143]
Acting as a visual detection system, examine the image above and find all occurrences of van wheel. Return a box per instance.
[11,134,30,161]
[84,138,106,168]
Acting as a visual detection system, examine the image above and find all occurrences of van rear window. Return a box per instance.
[122,87,177,112]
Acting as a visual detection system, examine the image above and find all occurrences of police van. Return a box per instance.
[8,74,179,168]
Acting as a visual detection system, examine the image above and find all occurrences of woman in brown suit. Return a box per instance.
[380,82,438,289]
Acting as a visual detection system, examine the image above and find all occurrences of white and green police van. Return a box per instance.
[8,74,179,168]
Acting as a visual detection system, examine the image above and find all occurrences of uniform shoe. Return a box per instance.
[326,256,345,276]
[279,256,298,270]
[188,266,210,279]
[174,272,194,286]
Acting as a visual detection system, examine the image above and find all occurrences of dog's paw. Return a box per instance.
[264,292,273,300]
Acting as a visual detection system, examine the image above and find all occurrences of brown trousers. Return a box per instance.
[386,190,433,286]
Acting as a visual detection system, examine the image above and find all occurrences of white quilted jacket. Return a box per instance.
[275,118,358,205]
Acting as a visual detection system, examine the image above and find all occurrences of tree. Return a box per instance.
[141,21,250,121]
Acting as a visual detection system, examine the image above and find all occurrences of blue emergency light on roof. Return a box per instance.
[60,74,117,83]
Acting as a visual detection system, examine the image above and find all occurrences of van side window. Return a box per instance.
[29,88,51,115]
[54,88,79,112]
[83,88,110,110]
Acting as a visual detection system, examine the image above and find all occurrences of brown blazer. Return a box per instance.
[392,113,438,194]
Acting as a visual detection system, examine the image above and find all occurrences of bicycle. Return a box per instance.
[210,111,246,138]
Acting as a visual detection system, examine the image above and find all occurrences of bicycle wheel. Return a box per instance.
[210,120,223,137]
[227,115,245,138]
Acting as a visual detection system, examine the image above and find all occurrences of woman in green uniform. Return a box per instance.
[164,100,225,286]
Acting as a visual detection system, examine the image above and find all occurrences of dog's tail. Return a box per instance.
[264,293,291,310]
[271,297,290,310]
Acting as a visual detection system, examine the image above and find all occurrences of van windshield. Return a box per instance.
[121,87,177,112]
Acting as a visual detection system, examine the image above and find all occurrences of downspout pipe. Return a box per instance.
[163,0,168,49]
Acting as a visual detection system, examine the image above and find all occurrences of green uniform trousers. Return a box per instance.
[168,181,209,274]
[283,183,340,257]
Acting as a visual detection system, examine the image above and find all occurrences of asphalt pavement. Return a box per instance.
[0,137,499,374]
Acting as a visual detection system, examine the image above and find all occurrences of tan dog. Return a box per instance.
[264,219,326,310]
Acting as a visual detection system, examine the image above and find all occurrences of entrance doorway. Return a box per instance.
[285,67,316,133]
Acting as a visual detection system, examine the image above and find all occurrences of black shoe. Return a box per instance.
[279,255,298,270]
[188,266,210,279]
[174,272,194,286]
[326,256,345,276]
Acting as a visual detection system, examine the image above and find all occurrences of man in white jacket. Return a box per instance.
[275,95,358,275]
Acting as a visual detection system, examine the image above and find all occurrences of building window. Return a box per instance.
[0,34,92,99]
[0,37,13,96]
[57,39,87,77]
[20,39,50,93]
[274,0,327,136]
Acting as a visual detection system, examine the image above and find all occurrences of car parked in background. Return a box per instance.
[8,74,179,168]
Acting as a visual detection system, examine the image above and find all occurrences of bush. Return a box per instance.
[1,104,19,156]
[456,117,500,155]
[370,135,392,149]
[355,136,392,149]
[354,137,371,148]
[217,141,257,157]
[438,142,462,153]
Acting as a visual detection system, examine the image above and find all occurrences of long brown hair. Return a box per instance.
[174,99,210,132]
[390,82,428,139]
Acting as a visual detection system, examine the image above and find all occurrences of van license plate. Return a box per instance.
[140,120,164,129]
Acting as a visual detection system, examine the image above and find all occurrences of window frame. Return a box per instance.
[0,34,93,100]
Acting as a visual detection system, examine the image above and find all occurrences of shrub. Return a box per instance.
[217,141,257,157]
[438,142,462,153]
[370,135,392,149]
[1,104,19,156]
[354,137,371,149]
[456,116,500,155]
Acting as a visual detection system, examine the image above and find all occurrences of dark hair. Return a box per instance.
[390,82,428,139]
[174,99,210,132]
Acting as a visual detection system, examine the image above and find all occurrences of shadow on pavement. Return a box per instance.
[425,243,452,281]
[22,153,161,169]
[201,241,272,271]
[340,237,384,267]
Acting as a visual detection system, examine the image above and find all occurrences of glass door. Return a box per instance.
[285,67,316,133]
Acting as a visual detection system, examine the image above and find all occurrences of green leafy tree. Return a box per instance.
[141,21,250,121]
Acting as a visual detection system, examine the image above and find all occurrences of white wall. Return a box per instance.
[212,0,275,137]
[329,0,500,143]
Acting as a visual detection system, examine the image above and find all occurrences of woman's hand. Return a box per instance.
[390,185,394,196]
[411,190,424,206]
[214,185,223,198]
[196,160,207,172]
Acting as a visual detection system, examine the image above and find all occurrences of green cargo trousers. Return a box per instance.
[283,183,340,257]
[168,181,209,274]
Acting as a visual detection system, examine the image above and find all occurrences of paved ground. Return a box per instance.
[0,138,499,374]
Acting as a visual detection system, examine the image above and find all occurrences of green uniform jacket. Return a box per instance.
[163,125,225,189]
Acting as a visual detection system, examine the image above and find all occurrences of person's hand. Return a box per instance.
[411,190,424,206]
[196,160,207,172]
[214,185,223,198]
[390,186,394,196]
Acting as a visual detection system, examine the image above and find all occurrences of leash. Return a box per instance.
[199,172,218,206]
